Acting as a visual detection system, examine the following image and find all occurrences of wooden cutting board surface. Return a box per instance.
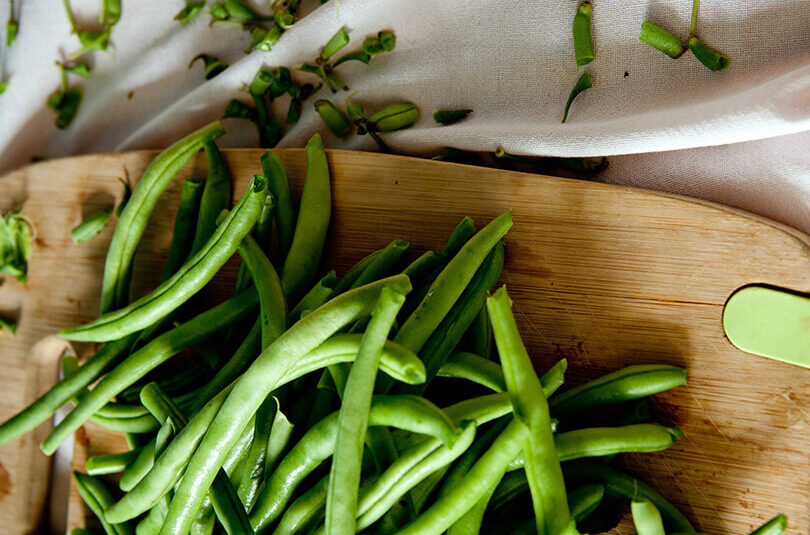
[1,149,809,534]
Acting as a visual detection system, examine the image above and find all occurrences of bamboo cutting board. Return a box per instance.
[0,149,809,534]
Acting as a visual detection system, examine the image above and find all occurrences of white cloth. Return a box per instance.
[0,0,808,236]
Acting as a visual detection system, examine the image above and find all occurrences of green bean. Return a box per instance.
[562,461,694,532]
[249,394,458,532]
[160,276,412,534]
[280,134,330,299]
[265,404,294,477]
[72,208,112,243]
[86,450,139,476]
[402,251,442,283]
[354,421,477,531]
[632,499,666,535]
[0,334,135,445]
[352,240,410,289]
[438,418,509,502]
[750,514,788,535]
[573,2,594,67]
[272,475,328,535]
[191,140,231,255]
[190,498,215,535]
[143,382,254,535]
[555,424,682,460]
[100,121,225,313]
[437,351,505,392]
[75,471,134,535]
[260,151,297,263]
[447,481,497,535]
[254,195,275,254]
[62,177,266,342]
[441,419,510,535]
[320,27,350,60]
[289,271,337,322]
[315,99,352,137]
[90,413,159,433]
[120,438,157,491]
[396,211,511,354]
[394,241,504,393]
[443,217,475,257]
[43,289,258,455]
[160,179,204,282]
[326,287,406,535]
[238,233,286,348]
[688,37,731,71]
[433,109,472,126]
[489,469,529,511]
[334,250,382,295]
[107,385,235,522]
[550,364,687,418]
[568,483,604,522]
[236,396,276,511]
[189,54,228,80]
[368,102,419,132]
[487,286,575,535]
[135,496,170,535]
[468,304,492,359]
[394,417,527,535]
[71,530,102,535]
[639,21,685,59]
[562,71,592,123]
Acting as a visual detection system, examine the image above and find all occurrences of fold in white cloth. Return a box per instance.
[0,0,808,231]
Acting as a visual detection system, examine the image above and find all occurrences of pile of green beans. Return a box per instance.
[0,125,786,535]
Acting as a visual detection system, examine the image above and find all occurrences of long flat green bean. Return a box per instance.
[280,134,330,298]
[238,233,286,348]
[100,121,225,313]
[325,287,405,535]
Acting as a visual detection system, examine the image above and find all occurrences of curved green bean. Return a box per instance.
[402,251,442,284]
[437,351,506,392]
[334,250,382,295]
[100,121,225,313]
[90,412,159,433]
[249,394,459,532]
[568,483,604,522]
[160,275,412,535]
[261,151,296,263]
[325,287,405,535]
[236,397,276,511]
[280,134,330,298]
[351,240,410,289]
[191,140,231,255]
[62,176,266,342]
[555,424,682,460]
[562,461,694,532]
[550,364,687,418]
[160,178,204,282]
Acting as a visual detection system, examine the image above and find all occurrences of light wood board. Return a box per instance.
[0,149,809,534]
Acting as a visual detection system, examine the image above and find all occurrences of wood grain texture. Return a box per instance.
[0,149,809,534]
